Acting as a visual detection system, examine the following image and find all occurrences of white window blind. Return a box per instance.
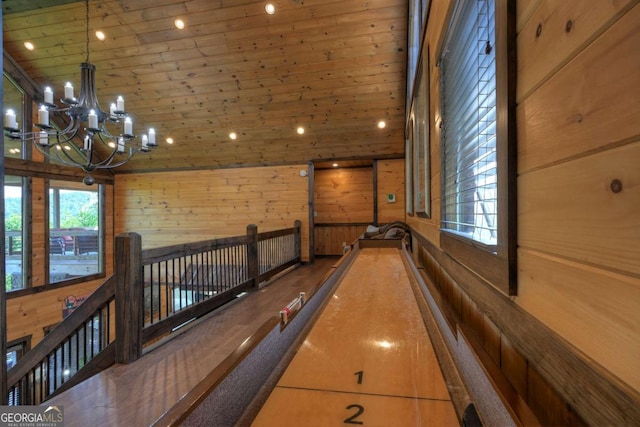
[441,0,497,247]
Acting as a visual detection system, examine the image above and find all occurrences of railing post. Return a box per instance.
[247,224,259,288]
[294,220,302,261]
[115,232,143,364]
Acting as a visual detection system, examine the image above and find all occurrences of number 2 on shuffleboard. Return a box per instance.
[344,404,364,424]
[354,370,363,384]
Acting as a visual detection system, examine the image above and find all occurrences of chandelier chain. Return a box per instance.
[85,0,90,63]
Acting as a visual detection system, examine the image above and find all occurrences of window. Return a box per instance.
[439,0,516,294]
[7,337,31,405]
[49,180,103,283]
[3,73,25,159]
[405,117,414,215]
[413,53,430,217]
[5,176,26,292]
[407,1,431,111]
[406,1,432,218]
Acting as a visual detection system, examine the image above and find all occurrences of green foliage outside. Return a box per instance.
[50,190,99,229]
[6,213,21,231]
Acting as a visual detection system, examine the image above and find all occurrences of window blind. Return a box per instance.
[441,0,497,247]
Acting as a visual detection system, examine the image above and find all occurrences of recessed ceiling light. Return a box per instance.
[166,137,174,144]
[229,132,237,140]
[175,19,185,30]
[265,3,276,14]
[24,41,35,51]
[296,126,305,135]
[377,120,386,129]
[332,163,338,167]
[95,30,106,41]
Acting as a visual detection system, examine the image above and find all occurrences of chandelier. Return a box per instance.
[3,0,158,185]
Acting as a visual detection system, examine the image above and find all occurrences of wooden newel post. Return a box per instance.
[294,220,302,261]
[247,224,259,288]
[115,232,143,364]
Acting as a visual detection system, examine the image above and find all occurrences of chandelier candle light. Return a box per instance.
[3,0,158,185]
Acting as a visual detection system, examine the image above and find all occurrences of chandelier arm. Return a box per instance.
[48,125,82,145]
[59,118,78,135]
[92,148,137,169]
[88,132,122,168]
[53,133,94,170]
[32,142,84,170]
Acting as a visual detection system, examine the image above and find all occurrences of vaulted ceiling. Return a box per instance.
[3,0,407,173]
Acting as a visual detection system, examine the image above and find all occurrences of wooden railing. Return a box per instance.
[6,277,116,405]
[5,221,302,404]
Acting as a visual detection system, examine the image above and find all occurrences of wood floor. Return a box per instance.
[251,248,458,425]
[47,257,339,427]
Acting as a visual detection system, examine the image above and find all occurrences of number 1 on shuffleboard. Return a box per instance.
[354,370,363,384]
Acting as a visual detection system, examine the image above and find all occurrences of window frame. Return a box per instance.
[46,179,105,285]
[4,175,28,293]
[438,0,517,295]
[405,114,415,216]
[413,51,430,218]
[406,1,432,219]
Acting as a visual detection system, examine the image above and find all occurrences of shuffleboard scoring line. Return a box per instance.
[274,384,454,402]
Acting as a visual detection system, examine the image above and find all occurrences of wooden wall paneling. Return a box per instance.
[517,248,640,392]
[517,4,640,173]
[6,280,107,345]
[376,159,406,224]
[31,177,45,287]
[527,365,585,426]
[104,184,115,277]
[313,167,374,224]
[516,0,636,102]
[114,165,310,261]
[500,334,528,401]
[482,315,502,368]
[519,143,640,276]
[412,232,640,426]
[516,0,540,34]
[313,225,368,256]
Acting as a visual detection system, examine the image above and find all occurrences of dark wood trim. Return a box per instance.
[441,231,509,294]
[373,160,378,225]
[411,229,640,426]
[257,227,296,240]
[5,272,106,299]
[294,220,301,261]
[142,234,251,264]
[3,51,41,100]
[456,326,541,426]
[115,233,143,364]
[1,142,6,405]
[4,157,114,185]
[496,0,518,295]
[308,161,315,263]
[246,224,259,288]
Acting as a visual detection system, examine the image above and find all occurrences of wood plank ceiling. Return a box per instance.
[3,0,407,173]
